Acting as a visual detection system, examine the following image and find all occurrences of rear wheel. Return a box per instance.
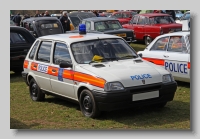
[145,36,152,45]
[29,78,45,101]
[79,89,100,118]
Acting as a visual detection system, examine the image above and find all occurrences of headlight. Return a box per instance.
[104,82,124,92]
[162,74,174,83]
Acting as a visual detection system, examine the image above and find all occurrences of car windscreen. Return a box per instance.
[94,20,123,32]
[149,16,175,24]
[70,16,81,27]
[71,38,138,64]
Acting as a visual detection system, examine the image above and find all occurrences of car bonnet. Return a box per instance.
[79,59,163,87]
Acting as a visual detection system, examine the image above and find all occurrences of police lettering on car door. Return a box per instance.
[164,61,188,74]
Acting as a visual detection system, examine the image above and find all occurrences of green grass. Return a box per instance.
[10,44,190,129]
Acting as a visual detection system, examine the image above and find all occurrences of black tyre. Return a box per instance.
[145,36,152,46]
[153,102,167,108]
[13,69,23,74]
[29,78,45,101]
[79,89,100,118]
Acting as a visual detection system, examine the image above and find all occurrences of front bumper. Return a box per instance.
[21,71,29,86]
[92,81,177,111]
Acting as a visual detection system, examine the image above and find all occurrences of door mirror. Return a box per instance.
[138,53,142,58]
[59,62,73,68]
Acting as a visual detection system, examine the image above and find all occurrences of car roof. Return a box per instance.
[38,33,121,44]
[157,31,190,38]
[23,17,59,22]
[137,13,171,17]
[83,17,118,22]
[68,12,96,16]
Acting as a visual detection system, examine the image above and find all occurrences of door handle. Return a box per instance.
[52,69,56,72]
[163,55,169,58]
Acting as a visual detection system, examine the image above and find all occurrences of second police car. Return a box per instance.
[137,21,190,83]
[22,24,177,118]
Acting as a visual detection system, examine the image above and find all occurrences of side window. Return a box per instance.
[29,23,34,31]
[29,41,40,60]
[122,13,131,18]
[138,16,145,25]
[150,37,169,51]
[85,21,91,30]
[168,36,187,52]
[53,42,72,65]
[82,20,85,24]
[10,32,27,44]
[36,41,52,63]
[130,16,138,24]
[149,18,155,24]
[114,13,122,18]
[145,17,150,25]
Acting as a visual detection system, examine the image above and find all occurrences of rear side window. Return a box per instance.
[167,36,187,52]
[10,32,27,44]
[150,37,169,51]
[29,41,40,60]
[36,41,52,63]
[138,16,145,25]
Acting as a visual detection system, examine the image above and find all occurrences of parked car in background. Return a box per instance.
[21,17,64,38]
[175,10,184,20]
[122,13,182,45]
[51,14,62,19]
[137,28,190,82]
[10,26,36,73]
[81,17,135,43]
[68,12,97,30]
[109,11,138,25]
[99,12,112,17]
[176,11,190,24]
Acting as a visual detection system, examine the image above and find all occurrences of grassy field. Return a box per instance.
[10,43,190,129]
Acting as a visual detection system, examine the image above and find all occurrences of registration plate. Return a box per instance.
[115,33,126,37]
[132,90,159,101]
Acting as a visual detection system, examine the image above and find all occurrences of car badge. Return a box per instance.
[142,79,145,84]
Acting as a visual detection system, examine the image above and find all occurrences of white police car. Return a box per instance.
[137,22,190,83]
[22,24,177,118]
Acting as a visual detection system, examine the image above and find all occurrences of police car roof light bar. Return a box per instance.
[79,24,86,35]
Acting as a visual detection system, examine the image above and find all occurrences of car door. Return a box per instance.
[135,16,145,40]
[129,15,139,39]
[163,35,190,81]
[49,42,75,98]
[142,36,170,66]
[10,27,35,72]
[33,41,52,92]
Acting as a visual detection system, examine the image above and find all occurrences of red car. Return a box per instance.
[122,13,182,45]
[109,11,137,25]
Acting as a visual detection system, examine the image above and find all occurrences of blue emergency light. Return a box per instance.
[79,24,86,34]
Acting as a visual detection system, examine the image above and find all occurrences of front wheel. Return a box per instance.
[79,89,100,118]
[145,36,152,46]
[153,102,167,108]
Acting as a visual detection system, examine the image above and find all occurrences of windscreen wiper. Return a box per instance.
[119,55,138,59]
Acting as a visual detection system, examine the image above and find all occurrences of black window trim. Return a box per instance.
[35,40,53,63]
[28,40,41,60]
[52,41,71,65]
[150,36,170,51]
